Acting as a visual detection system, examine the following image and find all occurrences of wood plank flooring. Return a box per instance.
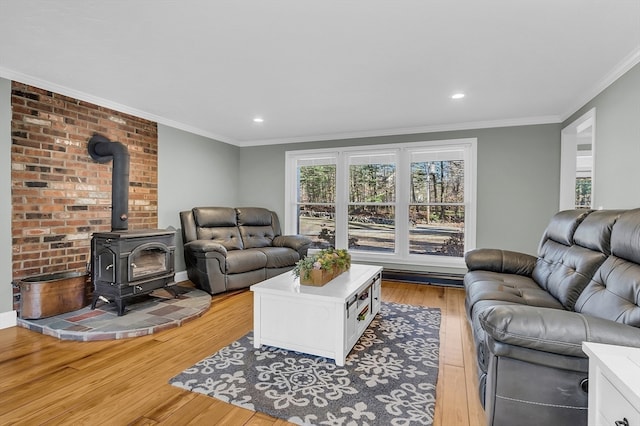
[0,281,485,425]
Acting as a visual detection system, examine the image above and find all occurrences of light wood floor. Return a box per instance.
[0,281,485,425]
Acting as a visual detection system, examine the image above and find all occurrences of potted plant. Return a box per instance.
[292,248,351,286]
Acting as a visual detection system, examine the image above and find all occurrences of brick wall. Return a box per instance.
[11,82,158,310]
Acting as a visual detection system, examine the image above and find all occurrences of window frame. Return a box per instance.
[346,148,398,254]
[286,153,339,244]
[285,138,477,269]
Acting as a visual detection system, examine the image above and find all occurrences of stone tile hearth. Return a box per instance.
[17,285,211,341]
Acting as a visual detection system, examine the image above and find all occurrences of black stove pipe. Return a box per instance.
[88,134,130,231]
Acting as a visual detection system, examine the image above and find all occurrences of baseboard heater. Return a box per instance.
[382,269,464,287]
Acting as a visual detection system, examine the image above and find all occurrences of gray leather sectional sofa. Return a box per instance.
[180,207,311,294]
[464,208,640,426]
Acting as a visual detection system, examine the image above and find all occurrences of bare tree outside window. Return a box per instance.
[348,161,396,252]
[297,164,336,248]
[409,157,465,257]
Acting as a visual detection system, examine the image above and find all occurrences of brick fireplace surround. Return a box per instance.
[11,82,159,314]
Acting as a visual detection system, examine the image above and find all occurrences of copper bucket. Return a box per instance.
[16,271,89,319]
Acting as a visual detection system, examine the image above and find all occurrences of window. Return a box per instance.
[408,148,466,257]
[292,155,338,248]
[285,139,476,268]
[348,152,396,253]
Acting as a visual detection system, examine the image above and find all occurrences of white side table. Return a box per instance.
[582,342,640,426]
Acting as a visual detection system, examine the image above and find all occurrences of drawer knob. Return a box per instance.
[615,418,629,426]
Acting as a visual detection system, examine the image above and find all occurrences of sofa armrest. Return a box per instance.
[465,248,537,275]
[184,240,228,257]
[480,305,640,358]
[273,235,312,252]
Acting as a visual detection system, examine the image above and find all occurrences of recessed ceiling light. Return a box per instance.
[253,117,264,123]
[451,93,465,100]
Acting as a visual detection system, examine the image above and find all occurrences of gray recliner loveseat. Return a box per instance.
[180,207,312,294]
[464,208,640,426]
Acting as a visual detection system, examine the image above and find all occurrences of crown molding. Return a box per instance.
[0,66,236,145]
[235,115,562,147]
[4,47,636,149]
[560,46,640,122]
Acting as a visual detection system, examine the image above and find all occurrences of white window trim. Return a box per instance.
[285,138,477,269]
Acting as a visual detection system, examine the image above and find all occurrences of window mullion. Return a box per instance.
[397,149,409,258]
[334,152,348,249]
[284,152,296,234]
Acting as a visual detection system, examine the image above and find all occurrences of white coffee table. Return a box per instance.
[250,264,382,366]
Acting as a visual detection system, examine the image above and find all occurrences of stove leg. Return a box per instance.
[116,299,125,316]
[116,299,124,317]
[91,294,113,310]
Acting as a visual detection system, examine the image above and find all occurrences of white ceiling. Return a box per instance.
[1,1,639,147]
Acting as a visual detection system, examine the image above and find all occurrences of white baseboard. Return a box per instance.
[174,270,188,283]
[0,310,17,330]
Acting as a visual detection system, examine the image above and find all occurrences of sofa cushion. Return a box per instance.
[194,207,237,227]
[239,225,276,248]
[196,227,243,250]
[538,209,590,247]
[575,209,640,326]
[573,209,622,255]
[610,207,640,264]
[237,207,273,226]
[193,207,244,250]
[256,246,300,268]
[531,209,618,310]
[532,243,607,310]
[225,249,267,274]
[465,271,563,315]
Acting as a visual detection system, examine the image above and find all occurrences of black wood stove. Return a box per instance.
[90,229,176,316]
[88,134,176,316]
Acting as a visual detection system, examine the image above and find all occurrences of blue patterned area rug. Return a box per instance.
[169,302,441,425]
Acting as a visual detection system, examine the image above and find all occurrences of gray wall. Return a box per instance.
[239,124,562,273]
[1,63,638,317]
[158,124,240,271]
[0,78,12,314]
[563,63,640,209]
